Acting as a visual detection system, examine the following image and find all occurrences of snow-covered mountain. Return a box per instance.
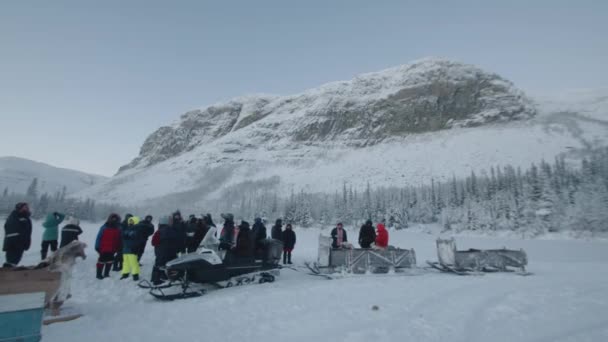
[75,58,608,207]
[0,156,107,195]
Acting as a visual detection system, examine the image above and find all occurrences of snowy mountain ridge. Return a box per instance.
[118,58,535,172]
[74,59,608,208]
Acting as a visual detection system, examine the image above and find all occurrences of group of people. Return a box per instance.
[215,214,296,265]
[330,220,389,250]
[4,201,389,286]
[2,202,84,268]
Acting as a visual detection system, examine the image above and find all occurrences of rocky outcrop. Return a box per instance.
[119,58,535,173]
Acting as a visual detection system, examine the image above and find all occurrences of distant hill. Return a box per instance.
[0,156,107,196]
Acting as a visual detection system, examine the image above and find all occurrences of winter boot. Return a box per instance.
[96,264,104,280]
[120,274,129,280]
[133,274,139,281]
[113,259,121,271]
[103,263,112,278]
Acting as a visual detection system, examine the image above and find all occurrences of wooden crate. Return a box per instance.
[0,267,61,305]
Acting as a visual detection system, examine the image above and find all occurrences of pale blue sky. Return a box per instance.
[1,0,606,176]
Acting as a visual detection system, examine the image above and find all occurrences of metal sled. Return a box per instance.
[428,238,529,275]
[310,235,417,275]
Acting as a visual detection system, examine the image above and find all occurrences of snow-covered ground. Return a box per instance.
[13,221,608,342]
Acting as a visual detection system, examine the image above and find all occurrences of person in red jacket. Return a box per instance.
[375,223,389,249]
[96,213,122,280]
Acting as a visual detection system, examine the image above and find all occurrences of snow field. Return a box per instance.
[11,221,607,342]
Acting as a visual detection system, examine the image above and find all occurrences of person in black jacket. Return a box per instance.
[113,213,132,271]
[282,223,296,264]
[358,220,376,248]
[203,213,216,229]
[250,217,267,257]
[219,213,236,251]
[186,215,208,253]
[235,221,252,258]
[171,211,187,254]
[185,215,202,253]
[271,219,283,241]
[3,202,32,267]
[136,215,155,261]
[59,217,83,248]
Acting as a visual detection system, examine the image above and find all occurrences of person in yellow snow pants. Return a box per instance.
[120,216,141,281]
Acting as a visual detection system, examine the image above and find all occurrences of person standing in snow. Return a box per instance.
[135,215,155,261]
[95,213,122,279]
[113,213,132,271]
[374,222,389,249]
[358,220,376,249]
[3,202,32,267]
[271,219,283,241]
[41,211,65,260]
[171,211,187,254]
[150,216,169,285]
[282,223,296,264]
[60,216,83,248]
[155,215,184,277]
[120,216,141,280]
[330,222,348,249]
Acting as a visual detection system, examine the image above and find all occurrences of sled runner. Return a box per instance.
[311,235,417,276]
[144,228,283,300]
[428,238,530,275]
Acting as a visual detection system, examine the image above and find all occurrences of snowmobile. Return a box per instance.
[305,235,417,278]
[140,227,283,301]
[426,238,530,275]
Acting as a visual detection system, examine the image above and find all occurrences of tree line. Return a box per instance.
[3,147,607,237]
[212,147,608,236]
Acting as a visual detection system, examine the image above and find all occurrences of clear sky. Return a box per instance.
[1,0,606,176]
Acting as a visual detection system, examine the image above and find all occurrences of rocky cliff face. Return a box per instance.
[118,58,535,173]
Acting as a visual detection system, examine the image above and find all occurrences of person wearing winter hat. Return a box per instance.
[40,211,66,260]
[120,216,141,280]
[3,202,32,267]
[60,216,83,248]
[96,213,122,279]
